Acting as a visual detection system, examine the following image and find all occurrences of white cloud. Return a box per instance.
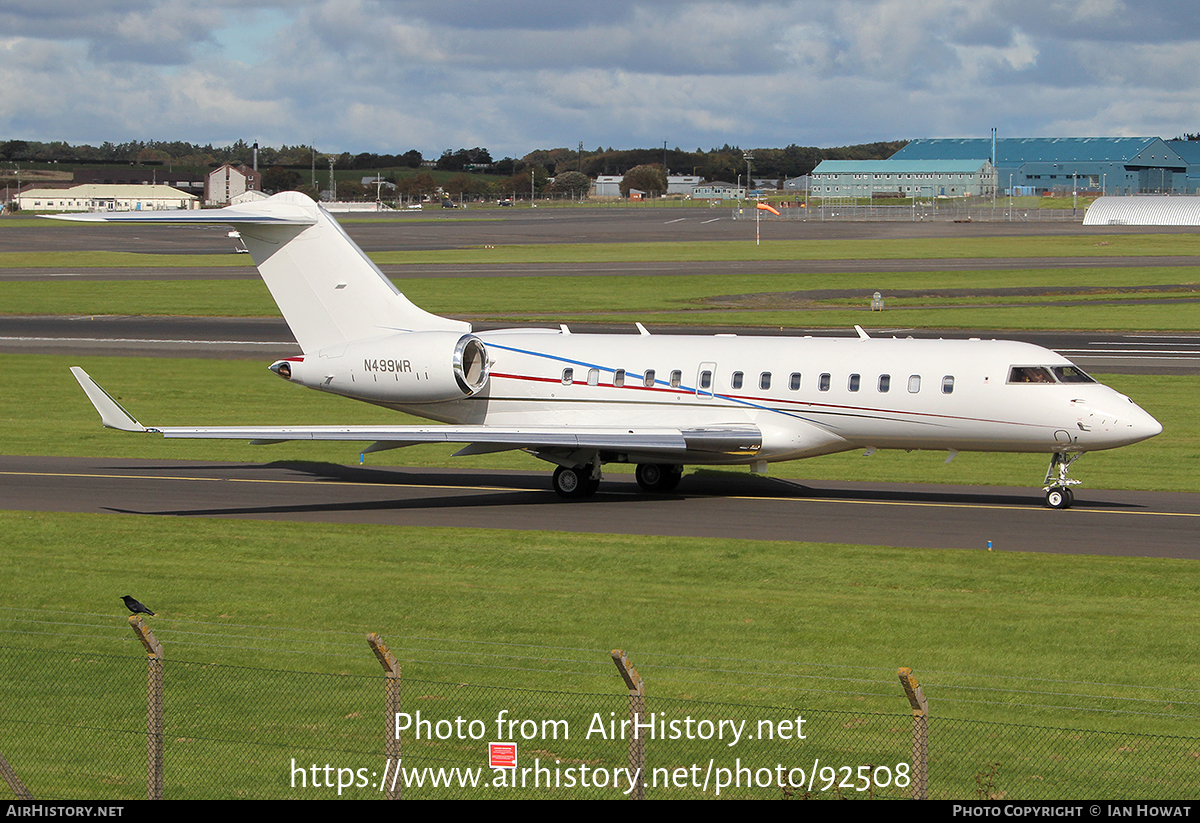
[1,0,1198,155]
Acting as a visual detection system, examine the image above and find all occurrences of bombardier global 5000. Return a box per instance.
[61,192,1161,509]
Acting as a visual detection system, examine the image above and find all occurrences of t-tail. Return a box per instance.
[52,192,467,352]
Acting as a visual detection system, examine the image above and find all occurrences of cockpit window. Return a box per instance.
[1052,366,1095,384]
[1008,366,1056,384]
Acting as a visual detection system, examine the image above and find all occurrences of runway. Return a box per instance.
[3,456,1196,559]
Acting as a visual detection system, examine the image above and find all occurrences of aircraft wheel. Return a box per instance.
[636,463,683,492]
[1045,486,1073,509]
[635,463,665,491]
[553,466,598,499]
[660,465,683,491]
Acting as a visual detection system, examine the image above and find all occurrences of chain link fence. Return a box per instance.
[1,640,1196,800]
[732,201,1087,222]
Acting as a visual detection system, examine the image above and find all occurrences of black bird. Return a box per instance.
[121,595,154,616]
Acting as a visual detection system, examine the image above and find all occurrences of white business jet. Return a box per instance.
[62,192,1161,508]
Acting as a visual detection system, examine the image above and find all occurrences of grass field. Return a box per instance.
[3,513,1198,798]
[2,219,1198,799]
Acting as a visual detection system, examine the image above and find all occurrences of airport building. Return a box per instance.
[690,181,746,200]
[809,159,997,198]
[205,163,263,205]
[593,175,623,197]
[890,138,1189,195]
[1166,140,1200,192]
[13,184,198,212]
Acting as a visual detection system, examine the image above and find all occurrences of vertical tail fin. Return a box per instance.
[50,192,468,352]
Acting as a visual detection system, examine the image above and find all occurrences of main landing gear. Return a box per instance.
[635,463,683,493]
[552,464,601,500]
[550,462,684,499]
[1043,452,1082,510]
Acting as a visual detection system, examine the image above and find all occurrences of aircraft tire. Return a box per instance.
[660,465,683,491]
[553,465,598,499]
[1045,487,1073,509]
[636,463,683,492]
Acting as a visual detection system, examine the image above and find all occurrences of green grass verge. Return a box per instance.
[368,234,1200,265]
[2,513,1197,798]
[5,355,1192,493]
[3,513,1197,719]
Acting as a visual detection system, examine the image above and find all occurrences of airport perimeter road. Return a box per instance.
[1,456,1195,559]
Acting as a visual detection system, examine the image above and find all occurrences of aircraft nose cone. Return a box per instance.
[1112,401,1162,446]
[1134,407,1163,441]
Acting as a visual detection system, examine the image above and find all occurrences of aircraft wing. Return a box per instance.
[70,368,761,457]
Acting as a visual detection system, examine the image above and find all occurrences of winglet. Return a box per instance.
[854,325,871,339]
[69,367,148,432]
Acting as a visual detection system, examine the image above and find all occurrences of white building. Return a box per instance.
[14,184,198,212]
[205,164,263,205]
[690,182,745,200]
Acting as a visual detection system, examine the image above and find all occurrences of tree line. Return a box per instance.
[1,138,906,182]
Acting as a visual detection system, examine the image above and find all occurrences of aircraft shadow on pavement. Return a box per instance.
[97,460,1145,518]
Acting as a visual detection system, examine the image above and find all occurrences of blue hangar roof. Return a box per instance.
[892,137,1183,166]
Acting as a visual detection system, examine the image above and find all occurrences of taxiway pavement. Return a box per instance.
[2,456,1195,559]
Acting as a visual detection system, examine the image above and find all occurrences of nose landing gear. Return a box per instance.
[1043,452,1082,509]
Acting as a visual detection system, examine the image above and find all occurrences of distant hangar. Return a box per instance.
[891,137,1189,195]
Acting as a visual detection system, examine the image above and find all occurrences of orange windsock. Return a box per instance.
[756,202,781,215]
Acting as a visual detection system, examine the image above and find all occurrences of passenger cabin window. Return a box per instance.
[789,373,801,390]
[699,370,712,390]
[942,375,954,394]
[670,370,682,388]
[818,373,831,391]
[1008,366,1055,384]
[731,371,744,390]
[760,372,771,390]
[614,369,625,388]
[878,374,890,392]
[848,373,860,392]
[908,375,921,393]
[562,368,574,385]
[643,369,655,387]
[587,368,599,386]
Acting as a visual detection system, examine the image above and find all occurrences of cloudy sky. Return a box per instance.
[2,0,1197,158]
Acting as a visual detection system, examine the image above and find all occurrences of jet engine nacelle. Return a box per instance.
[271,331,490,404]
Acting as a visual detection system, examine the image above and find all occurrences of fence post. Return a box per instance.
[610,650,645,800]
[898,667,928,800]
[128,616,163,800]
[367,633,402,800]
